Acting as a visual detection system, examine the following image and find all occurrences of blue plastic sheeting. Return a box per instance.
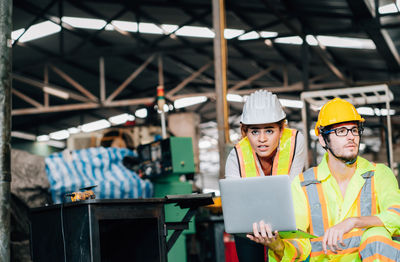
[45,147,153,203]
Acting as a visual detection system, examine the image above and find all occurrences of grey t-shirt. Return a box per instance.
[225,131,306,181]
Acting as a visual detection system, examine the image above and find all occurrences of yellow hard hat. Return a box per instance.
[315,98,365,136]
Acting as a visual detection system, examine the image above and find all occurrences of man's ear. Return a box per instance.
[318,135,326,148]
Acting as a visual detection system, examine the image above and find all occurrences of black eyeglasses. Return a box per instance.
[323,127,362,137]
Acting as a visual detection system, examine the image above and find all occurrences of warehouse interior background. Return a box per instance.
[6,0,400,261]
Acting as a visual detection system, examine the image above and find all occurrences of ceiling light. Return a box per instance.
[18,21,61,43]
[107,21,138,32]
[316,35,375,49]
[274,36,303,45]
[357,107,375,116]
[174,96,207,109]
[175,26,215,38]
[68,127,81,134]
[11,28,25,43]
[279,99,303,109]
[224,29,245,39]
[81,119,111,132]
[374,108,396,116]
[379,2,400,14]
[49,129,70,140]
[109,113,135,125]
[238,31,260,40]
[139,22,164,34]
[135,108,148,118]
[259,31,278,38]
[11,131,36,141]
[306,35,318,46]
[37,135,50,142]
[161,24,179,34]
[62,16,107,30]
[43,86,69,100]
[227,94,244,102]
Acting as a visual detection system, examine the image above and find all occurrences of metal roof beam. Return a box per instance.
[260,0,350,84]
[346,0,400,71]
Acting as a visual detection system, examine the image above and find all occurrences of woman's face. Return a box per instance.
[244,123,283,159]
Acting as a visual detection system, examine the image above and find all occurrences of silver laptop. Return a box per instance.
[219,175,316,239]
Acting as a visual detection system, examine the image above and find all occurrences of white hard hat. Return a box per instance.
[240,90,286,125]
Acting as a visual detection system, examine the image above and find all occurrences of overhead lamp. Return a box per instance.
[109,113,135,125]
[374,108,396,116]
[11,28,25,43]
[227,94,244,103]
[81,119,111,133]
[43,86,69,100]
[274,36,303,45]
[316,35,375,50]
[11,131,36,141]
[175,26,215,38]
[107,21,138,32]
[379,2,400,14]
[279,98,303,109]
[135,108,148,118]
[357,107,375,116]
[174,96,207,109]
[49,129,70,140]
[61,16,107,30]
[259,31,278,38]
[37,135,50,142]
[67,127,81,134]
[224,29,245,39]
[161,24,179,34]
[139,22,164,35]
[18,21,61,43]
[238,31,260,40]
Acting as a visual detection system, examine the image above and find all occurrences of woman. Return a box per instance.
[225,90,306,261]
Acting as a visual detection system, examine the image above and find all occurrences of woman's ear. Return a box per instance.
[240,124,247,138]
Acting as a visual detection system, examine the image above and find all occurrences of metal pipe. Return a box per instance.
[212,0,230,179]
[0,0,12,260]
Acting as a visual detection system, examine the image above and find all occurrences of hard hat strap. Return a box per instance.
[322,133,360,165]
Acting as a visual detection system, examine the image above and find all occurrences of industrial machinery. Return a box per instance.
[133,137,196,262]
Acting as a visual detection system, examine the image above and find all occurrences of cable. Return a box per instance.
[60,195,69,262]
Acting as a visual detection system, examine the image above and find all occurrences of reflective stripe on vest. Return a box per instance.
[235,137,261,177]
[388,205,400,216]
[300,167,376,258]
[359,235,400,262]
[359,171,376,217]
[272,128,298,176]
[299,167,328,237]
[235,128,297,178]
[310,231,363,257]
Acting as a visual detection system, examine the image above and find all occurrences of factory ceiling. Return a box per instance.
[11,0,400,141]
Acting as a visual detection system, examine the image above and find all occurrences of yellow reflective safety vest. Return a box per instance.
[234,128,298,177]
[269,155,400,261]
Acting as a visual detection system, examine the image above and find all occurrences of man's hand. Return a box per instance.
[247,221,285,258]
[322,217,356,253]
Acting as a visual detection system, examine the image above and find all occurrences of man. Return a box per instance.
[248,98,400,261]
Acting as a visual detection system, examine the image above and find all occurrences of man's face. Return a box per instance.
[246,123,283,158]
[319,122,360,162]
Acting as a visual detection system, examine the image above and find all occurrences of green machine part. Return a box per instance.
[153,137,195,262]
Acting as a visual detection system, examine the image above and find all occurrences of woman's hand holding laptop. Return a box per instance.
[246,220,285,259]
